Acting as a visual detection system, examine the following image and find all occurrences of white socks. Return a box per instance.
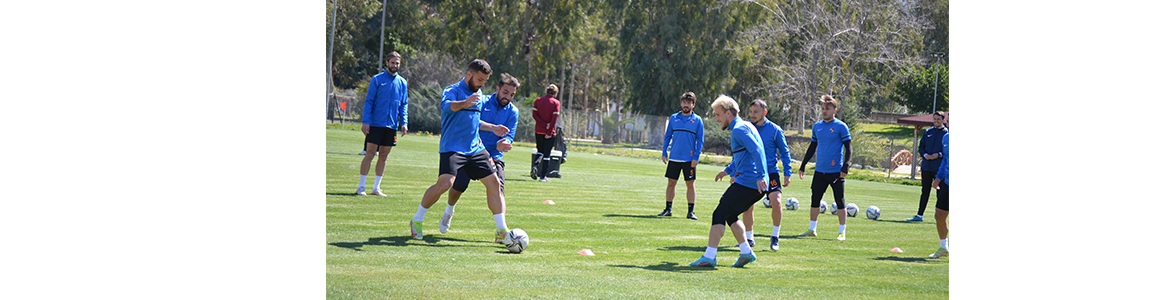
[704,246,718,259]
[374,175,383,189]
[739,242,752,254]
[809,221,818,231]
[941,238,948,249]
[359,175,367,188]
[493,213,507,230]
[772,226,781,237]
[444,204,455,215]
[839,224,847,234]
[413,205,428,222]
[745,230,754,241]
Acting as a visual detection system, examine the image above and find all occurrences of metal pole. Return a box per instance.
[378,0,388,72]
[328,0,338,124]
[931,52,944,112]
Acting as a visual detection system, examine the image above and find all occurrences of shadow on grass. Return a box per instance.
[873,219,937,225]
[328,235,495,251]
[609,261,718,273]
[602,214,662,219]
[657,245,740,252]
[873,256,946,264]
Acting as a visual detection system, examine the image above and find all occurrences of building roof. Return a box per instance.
[896,114,936,127]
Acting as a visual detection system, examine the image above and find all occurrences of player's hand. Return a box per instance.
[545,134,552,139]
[756,179,768,194]
[361,124,370,135]
[400,125,408,136]
[661,156,668,165]
[715,171,728,182]
[932,178,941,190]
[492,124,510,137]
[798,170,804,180]
[839,172,847,179]
[691,160,699,168]
[782,176,791,187]
[466,93,481,105]
[497,140,513,152]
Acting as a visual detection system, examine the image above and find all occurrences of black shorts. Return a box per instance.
[664,161,696,181]
[809,171,845,208]
[439,150,495,180]
[766,172,783,194]
[365,127,398,147]
[936,181,949,211]
[711,183,766,226]
[453,159,506,193]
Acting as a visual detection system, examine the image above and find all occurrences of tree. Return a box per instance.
[894,63,948,113]
[733,0,929,132]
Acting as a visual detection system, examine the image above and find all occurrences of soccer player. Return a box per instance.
[659,92,705,220]
[409,59,510,244]
[438,73,520,236]
[740,99,793,251]
[356,52,408,197]
[532,84,561,182]
[797,95,853,241]
[688,95,768,268]
[928,111,950,259]
[908,111,948,222]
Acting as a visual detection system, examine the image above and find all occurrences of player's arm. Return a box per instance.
[840,140,853,177]
[693,118,704,167]
[918,128,930,159]
[400,80,409,134]
[799,141,817,178]
[662,118,673,163]
[449,93,481,112]
[504,109,518,145]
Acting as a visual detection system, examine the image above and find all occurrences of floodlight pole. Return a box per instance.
[931,52,945,112]
[328,0,339,124]
[378,0,388,72]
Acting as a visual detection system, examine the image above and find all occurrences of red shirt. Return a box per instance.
[532,95,561,135]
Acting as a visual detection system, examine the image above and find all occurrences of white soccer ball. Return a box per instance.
[829,202,839,215]
[762,197,772,208]
[503,228,529,253]
[866,206,881,220]
[819,202,827,214]
[784,198,799,210]
[845,203,859,218]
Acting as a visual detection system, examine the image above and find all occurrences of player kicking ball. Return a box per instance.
[689,95,768,268]
[409,59,510,243]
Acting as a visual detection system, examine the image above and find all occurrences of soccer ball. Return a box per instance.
[866,206,881,220]
[829,202,839,215]
[845,203,859,217]
[762,197,772,208]
[503,228,529,253]
[784,198,799,210]
[819,202,827,214]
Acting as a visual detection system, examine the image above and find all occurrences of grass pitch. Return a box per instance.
[326,127,947,299]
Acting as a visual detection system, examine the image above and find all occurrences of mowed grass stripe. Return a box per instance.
[327,127,947,299]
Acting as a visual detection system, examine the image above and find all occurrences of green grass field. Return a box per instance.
[327,127,948,299]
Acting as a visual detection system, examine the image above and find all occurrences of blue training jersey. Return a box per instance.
[918,126,948,172]
[662,112,705,162]
[722,117,768,189]
[478,93,519,160]
[362,71,409,128]
[438,79,486,155]
[811,118,851,173]
[936,133,950,185]
[755,120,793,176]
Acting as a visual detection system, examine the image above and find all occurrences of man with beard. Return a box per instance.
[658,92,705,220]
[409,59,511,244]
[356,52,408,197]
[740,99,793,251]
[437,73,519,238]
